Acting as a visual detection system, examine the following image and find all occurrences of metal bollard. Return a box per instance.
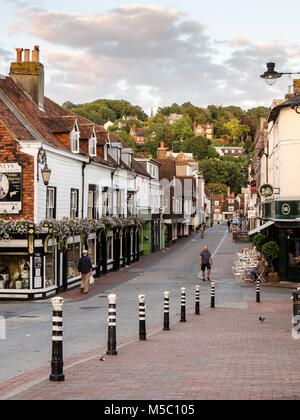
[195,285,200,315]
[107,294,118,355]
[211,282,215,308]
[138,295,147,341]
[256,280,261,303]
[180,287,186,322]
[50,296,65,382]
[163,291,170,331]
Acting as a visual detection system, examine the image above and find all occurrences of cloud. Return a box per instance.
[6,4,300,112]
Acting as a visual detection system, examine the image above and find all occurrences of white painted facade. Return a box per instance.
[268,107,300,199]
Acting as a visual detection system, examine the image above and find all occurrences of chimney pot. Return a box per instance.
[16,48,23,63]
[32,45,40,62]
[24,49,30,62]
[293,79,300,95]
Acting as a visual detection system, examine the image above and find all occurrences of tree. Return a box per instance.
[182,136,213,161]
[171,115,194,142]
[224,118,250,143]
[206,183,228,195]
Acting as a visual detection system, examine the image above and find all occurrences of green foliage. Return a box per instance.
[252,233,267,252]
[198,158,247,195]
[223,118,250,142]
[62,99,148,125]
[206,183,228,195]
[261,241,280,262]
[182,136,212,161]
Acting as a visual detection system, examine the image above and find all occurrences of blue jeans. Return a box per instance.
[250,269,259,280]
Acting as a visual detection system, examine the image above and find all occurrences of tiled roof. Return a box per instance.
[40,116,76,134]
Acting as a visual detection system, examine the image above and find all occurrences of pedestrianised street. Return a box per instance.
[0,224,298,400]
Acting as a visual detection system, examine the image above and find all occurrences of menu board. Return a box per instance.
[0,163,22,214]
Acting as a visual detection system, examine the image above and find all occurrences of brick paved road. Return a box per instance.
[0,224,299,400]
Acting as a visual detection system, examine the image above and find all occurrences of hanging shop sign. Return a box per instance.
[0,163,22,214]
[259,184,274,199]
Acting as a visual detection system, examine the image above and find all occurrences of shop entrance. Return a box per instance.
[288,238,300,282]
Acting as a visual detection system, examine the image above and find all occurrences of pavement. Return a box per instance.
[1,224,300,401]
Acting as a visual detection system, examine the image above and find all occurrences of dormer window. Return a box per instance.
[88,129,97,157]
[70,121,80,153]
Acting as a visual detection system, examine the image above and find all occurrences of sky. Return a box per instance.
[0,0,300,115]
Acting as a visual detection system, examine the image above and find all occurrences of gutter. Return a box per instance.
[81,158,92,218]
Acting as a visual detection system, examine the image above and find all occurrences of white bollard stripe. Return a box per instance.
[52,326,63,332]
[52,336,63,341]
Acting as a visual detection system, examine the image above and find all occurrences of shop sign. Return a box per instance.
[0,163,22,214]
[259,184,274,199]
[281,203,291,216]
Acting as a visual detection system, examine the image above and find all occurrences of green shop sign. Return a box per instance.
[260,200,300,220]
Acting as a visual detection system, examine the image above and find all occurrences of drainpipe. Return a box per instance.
[82,158,92,218]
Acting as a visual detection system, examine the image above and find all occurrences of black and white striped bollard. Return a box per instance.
[211,282,215,308]
[256,280,261,303]
[107,294,118,355]
[163,291,170,331]
[180,287,186,322]
[50,296,65,382]
[138,294,147,341]
[195,285,200,315]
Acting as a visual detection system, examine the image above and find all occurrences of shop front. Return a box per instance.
[258,200,300,282]
[0,222,58,300]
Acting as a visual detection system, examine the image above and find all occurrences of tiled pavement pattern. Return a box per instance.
[1,225,300,400]
[8,299,300,400]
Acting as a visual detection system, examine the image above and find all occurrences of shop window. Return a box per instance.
[120,232,123,258]
[289,239,300,268]
[46,187,56,219]
[107,235,113,262]
[70,188,79,219]
[88,238,96,266]
[0,256,30,289]
[45,244,56,287]
[67,242,81,279]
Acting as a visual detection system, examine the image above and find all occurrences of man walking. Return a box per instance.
[78,250,93,294]
[199,246,213,282]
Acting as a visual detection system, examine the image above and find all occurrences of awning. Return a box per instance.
[248,220,275,236]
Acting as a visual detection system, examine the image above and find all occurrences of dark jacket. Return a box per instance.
[78,255,93,275]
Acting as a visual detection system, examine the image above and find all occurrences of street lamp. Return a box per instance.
[260,62,300,86]
[41,163,52,186]
[37,146,52,186]
[261,63,300,114]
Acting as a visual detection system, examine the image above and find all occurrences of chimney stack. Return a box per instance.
[10,45,44,110]
[157,141,167,160]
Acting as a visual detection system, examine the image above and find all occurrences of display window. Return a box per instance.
[0,255,30,289]
[107,235,113,262]
[88,238,96,266]
[45,244,56,287]
[67,242,81,279]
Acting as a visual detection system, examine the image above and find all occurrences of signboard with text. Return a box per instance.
[0,163,22,214]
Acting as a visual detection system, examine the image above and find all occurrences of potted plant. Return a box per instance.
[261,241,280,282]
[252,233,267,254]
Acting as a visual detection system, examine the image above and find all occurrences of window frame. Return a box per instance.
[46,186,57,219]
[70,188,79,219]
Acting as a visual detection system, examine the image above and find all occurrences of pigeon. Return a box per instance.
[259,316,266,322]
